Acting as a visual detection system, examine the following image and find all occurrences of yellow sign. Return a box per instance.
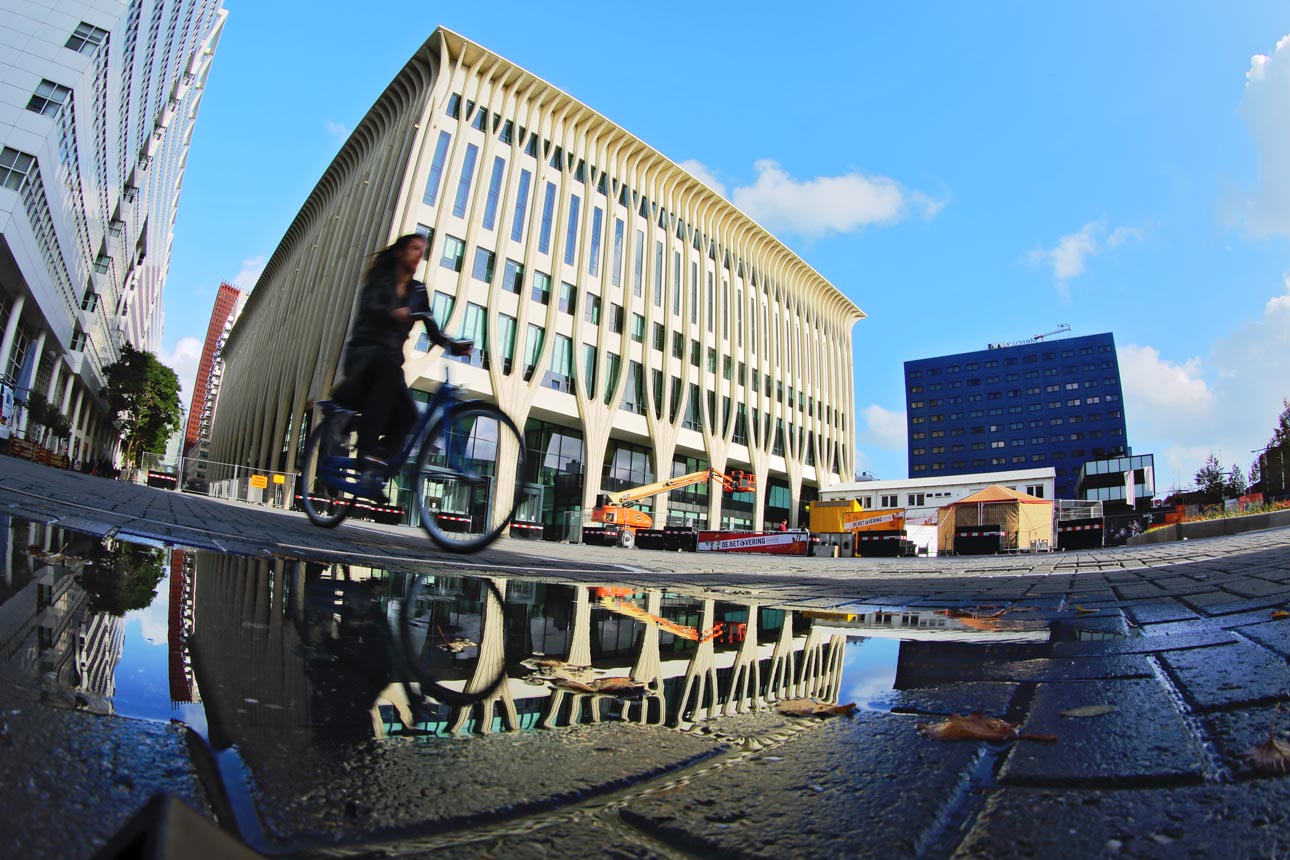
[272,474,286,484]
[249,474,269,489]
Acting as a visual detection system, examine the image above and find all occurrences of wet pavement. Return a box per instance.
[2,455,1290,859]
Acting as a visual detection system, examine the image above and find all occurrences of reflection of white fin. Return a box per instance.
[532,651,545,657]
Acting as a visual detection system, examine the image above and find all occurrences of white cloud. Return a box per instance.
[730,159,943,238]
[858,404,907,451]
[158,336,202,406]
[678,159,727,197]
[131,576,170,645]
[1240,35,1290,237]
[1028,221,1142,289]
[325,119,350,140]
[232,254,266,292]
[1120,276,1290,492]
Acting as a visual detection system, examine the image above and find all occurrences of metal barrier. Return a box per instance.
[179,456,298,510]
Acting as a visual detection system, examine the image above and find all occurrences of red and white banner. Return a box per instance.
[697,531,809,555]
[840,510,902,529]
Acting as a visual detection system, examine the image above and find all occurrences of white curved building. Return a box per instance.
[212,28,864,536]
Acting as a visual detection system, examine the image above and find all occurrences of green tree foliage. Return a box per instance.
[1226,464,1247,498]
[100,343,182,467]
[1195,452,1226,500]
[78,543,165,616]
[1270,398,1290,448]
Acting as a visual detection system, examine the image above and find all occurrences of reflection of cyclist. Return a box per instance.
[330,233,471,499]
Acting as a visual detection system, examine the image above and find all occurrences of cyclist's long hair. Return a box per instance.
[366,233,424,282]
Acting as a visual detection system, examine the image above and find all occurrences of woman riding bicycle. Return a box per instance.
[330,233,471,499]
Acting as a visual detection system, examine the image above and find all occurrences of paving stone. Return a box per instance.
[1238,619,1290,657]
[620,711,981,860]
[888,682,1019,717]
[394,816,669,859]
[1223,577,1290,599]
[1125,600,1201,626]
[1200,595,1290,617]
[910,655,1155,686]
[1202,704,1288,779]
[997,679,1202,787]
[1159,643,1290,712]
[953,782,1290,859]
[1052,627,1237,657]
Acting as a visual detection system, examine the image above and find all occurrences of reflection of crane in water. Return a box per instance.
[595,593,724,643]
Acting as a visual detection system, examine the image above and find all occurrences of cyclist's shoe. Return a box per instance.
[356,456,389,504]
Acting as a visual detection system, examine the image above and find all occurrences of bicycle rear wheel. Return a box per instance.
[301,415,358,528]
[414,403,525,552]
[398,575,508,707]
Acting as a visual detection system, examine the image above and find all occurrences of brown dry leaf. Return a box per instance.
[777,699,856,718]
[917,712,1019,741]
[1061,704,1118,718]
[1270,610,1290,620]
[550,677,596,694]
[590,677,648,698]
[1247,737,1290,774]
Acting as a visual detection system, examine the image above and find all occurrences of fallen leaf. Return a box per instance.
[550,677,596,694]
[1073,606,1098,614]
[590,677,649,698]
[918,713,1019,741]
[1061,704,1118,718]
[917,713,1058,743]
[1248,737,1290,774]
[777,699,856,718]
[1271,610,1290,620]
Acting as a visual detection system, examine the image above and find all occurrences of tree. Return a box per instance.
[1194,453,1226,500]
[1250,459,1262,486]
[100,344,182,468]
[1269,398,1290,449]
[78,543,165,616]
[1226,464,1247,499]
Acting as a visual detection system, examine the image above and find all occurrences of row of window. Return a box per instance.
[910,372,1118,395]
[907,343,1115,379]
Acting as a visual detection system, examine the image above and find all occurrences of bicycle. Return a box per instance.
[299,315,527,552]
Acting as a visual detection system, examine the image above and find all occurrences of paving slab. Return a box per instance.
[953,782,1290,859]
[1202,704,1288,779]
[1236,619,1290,657]
[1051,627,1238,657]
[1159,642,1290,712]
[997,679,1203,787]
[1125,600,1202,626]
[888,682,1019,717]
[619,711,982,860]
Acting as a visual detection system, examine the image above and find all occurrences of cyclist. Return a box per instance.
[328,233,471,501]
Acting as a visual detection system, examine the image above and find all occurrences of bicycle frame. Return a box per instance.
[381,369,463,478]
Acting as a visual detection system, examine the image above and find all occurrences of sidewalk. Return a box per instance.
[3,455,1290,858]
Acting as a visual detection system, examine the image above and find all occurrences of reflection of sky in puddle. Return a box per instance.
[111,572,208,736]
[840,638,901,712]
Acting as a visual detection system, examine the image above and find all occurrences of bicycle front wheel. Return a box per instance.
[414,403,526,552]
[301,415,357,528]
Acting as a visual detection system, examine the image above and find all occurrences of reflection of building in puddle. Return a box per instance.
[804,607,1050,643]
[184,554,846,745]
[168,550,200,704]
[0,519,125,710]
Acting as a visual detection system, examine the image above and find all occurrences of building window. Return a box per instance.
[480,156,505,230]
[588,206,603,275]
[564,194,581,266]
[471,247,495,283]
[531,271,551,305]
[631,314,645,343]
[27,80,71,117]
[452,144,479,217]
[0,147,36,191]
[584,294,601,325]
[510,169,532,242]
[424,132,452,206]
[497,258,522,293]
[69,327,87,352]
[440,235,465,272]
[537,182,556,254]
[558,281,577,314]
[609,303,624,333]
[881,495,899,508]
[65,22,108,54]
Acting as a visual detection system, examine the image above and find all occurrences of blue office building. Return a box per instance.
[904,332,1128,499]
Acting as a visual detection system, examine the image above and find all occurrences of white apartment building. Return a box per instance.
[820,467,1056,555]
[211,28,865,537]
[0,0,226,463]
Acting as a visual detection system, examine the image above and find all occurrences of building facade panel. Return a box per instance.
[212,28,863,536]
[904,332,1127,499]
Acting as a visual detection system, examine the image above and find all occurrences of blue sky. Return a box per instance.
[161,2,1290,493]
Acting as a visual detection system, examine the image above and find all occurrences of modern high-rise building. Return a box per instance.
[0,0,226,464]
[903,332,1128,499]
[211,28,865,536]
[182,281,243,480]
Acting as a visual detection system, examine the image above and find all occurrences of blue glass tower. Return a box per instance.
[904,332,1128,499]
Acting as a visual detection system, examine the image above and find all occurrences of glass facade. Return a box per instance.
[904,332,1127,499]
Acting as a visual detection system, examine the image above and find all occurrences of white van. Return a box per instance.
[0,380,14,451]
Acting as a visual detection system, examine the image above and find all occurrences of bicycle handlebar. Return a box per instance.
[410,312,473,356]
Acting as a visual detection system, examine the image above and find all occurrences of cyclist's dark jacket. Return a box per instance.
[344,270,450,367]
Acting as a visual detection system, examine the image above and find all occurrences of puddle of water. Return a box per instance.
[0,512,1129,849]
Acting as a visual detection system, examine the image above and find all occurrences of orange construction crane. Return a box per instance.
[589,469,756,547]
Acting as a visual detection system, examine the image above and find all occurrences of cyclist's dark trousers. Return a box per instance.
[340,353,414,462]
